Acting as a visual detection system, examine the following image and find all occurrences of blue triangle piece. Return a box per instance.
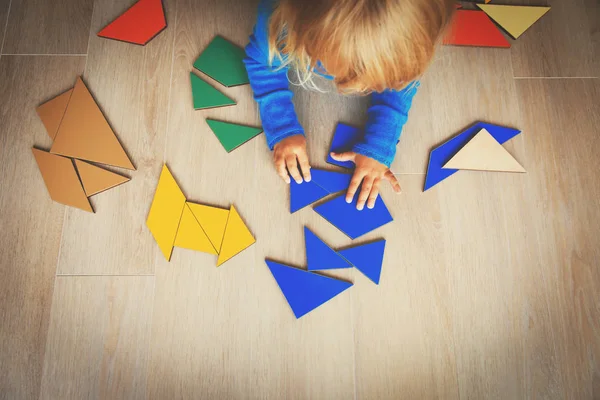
[304,227,352,271]
[310,169,352,194]
[424,122,521,191]
[326,123,363,169]
[265,260,353,319]
[338,240,386,285]
[314,193,393,239]
[290,180,330,213]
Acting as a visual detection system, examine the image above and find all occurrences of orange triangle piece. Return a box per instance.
[74,159,130,196]
[36,88,73,141]
[50,77,135,170]
[32,148,93,213]
[97,0,167,46]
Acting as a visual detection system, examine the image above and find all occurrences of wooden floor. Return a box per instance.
[0,0,598,398]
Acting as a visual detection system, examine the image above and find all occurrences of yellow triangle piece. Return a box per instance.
[477,4,550,39]
[186,203,230,252]
[443,129,526,173]
[146,165,186,261]
[174,204,218,255]
[216,205,256,267]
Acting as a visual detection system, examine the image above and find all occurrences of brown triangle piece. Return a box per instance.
[74,159,131,196]
[36,88,73,141]
[32,148,93,213]
[50,77,135,170]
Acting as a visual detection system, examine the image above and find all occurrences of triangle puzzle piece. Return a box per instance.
[146,165,186,261]
[304,227,351,271]
[310,169,352,194]
[216,205,255,266]
[50,77,135,170]
[32,148,93,213]
[443,10,510,48]
[193,35,250,87]
[314,193,393,239]
[424,122,522,191]
[97,0,167,46]
[442,128,526,172]
[36,89,73,141]
[74,159,130,196]
[265,260,353,319]
[477,4,550,39]
[174,203,218,255]
[186,203,229,252]
[190,72,236,110]
[205,119,263,152]
[290,180,330,213]
[338,240,386,285]
[326,123,363,169]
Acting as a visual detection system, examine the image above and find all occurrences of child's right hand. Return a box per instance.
[273,135,311,184]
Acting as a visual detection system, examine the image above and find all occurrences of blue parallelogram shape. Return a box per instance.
[314,193,393,239]
[424,122,521,191]
[290,180,330,213]
[305,227,351,271]
[326,123,363,169]
[265,260,353,319]
[311,169,352,194]
[338,240,386,285]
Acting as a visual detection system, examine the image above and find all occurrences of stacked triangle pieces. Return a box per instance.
[97,0,167,46]
[146,165,255,266]
[33,77,133,213]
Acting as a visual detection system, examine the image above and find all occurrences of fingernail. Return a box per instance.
[346,197,352,204]
[296,179,303,184]
[357,204,364,211]
[305,176,311,182]
[368,203,374,209]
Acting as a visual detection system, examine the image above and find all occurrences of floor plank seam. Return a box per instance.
[513,76,599,80]
[161,0,178,163]
[0,0,13,55]
[0,53,88,56]
[56,274,156,277]
[83,0,96,58]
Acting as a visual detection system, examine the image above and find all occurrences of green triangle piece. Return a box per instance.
[190,72,236,110]
[206,119,263,152]
[193,35,250,87]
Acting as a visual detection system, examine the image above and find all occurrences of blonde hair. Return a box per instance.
[268,0,455,94]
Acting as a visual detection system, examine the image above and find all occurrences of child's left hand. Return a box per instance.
[330,152,401,210]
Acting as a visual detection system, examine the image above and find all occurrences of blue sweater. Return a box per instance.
[243,0,419,167]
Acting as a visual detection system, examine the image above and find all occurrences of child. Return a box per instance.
[244,0,455,210]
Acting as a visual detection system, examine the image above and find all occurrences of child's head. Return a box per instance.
[268,0,455,94]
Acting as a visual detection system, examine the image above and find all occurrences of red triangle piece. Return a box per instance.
[443,10,510,48]
[97,0,167,46]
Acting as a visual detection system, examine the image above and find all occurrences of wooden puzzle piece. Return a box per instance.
[216,205,255,266]
[190,72,236,110]
[338,240,386,285]
[265,260,353,319]
[193,35,250,87]
[205,119,263,152]
[326,123,363,169]
[304,227,351,271]
[174,204,218,255]
[97,0,167,45]
[443,10,510,48]
[310,169,352,194]
[442,128,526,172]
[146,165,186,261]
[290,180,330,213]
[186,203,229,252]
[74,159,130,196]
[36,89,73,141]
[32,148,93,213]
[477,4,550,39]
[50,77,135,170]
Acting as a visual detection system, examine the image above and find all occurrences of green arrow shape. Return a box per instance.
[190,72,235,110]
[206,119,263,152]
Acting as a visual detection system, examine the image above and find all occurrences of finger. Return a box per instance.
[330,152,355,162]
[384,171,402,193]
[276,157,290,184]
[346,171,366,203]
[297,152,312,182]
[357,175,375,211]
[367,179,381,209]
[286,156,303,184]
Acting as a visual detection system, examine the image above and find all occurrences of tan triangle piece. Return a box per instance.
[477,4,550,39]
[443,129,526,173]
[50,77,135,170]
[32,148,93,212]
[74,159,130,196]
[216,205,255,267]
[174,204,218,255]
[36,88,73,141]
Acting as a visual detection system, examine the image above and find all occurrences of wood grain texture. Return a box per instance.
[2,0,94,54]
[0,0,10,51]
[55,0,175,275]
[40,276,154,400]
[0,55,85,400]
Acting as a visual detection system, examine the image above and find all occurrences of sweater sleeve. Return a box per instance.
[352,82,419,167]
[243,0,304,150]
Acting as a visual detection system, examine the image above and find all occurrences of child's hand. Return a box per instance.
[273,135,312,184]
[330,152,401,210]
